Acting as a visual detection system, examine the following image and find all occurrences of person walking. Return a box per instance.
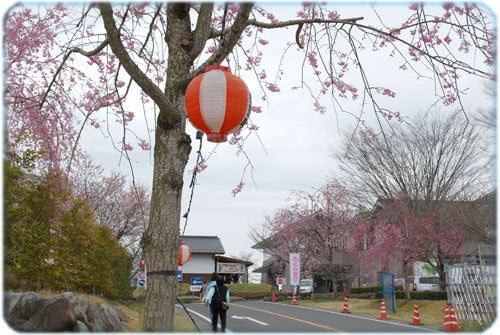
[203,272,218,319]
[206,275,230,332]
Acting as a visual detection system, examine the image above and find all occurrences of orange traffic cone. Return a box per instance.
[443,304,451,330]
[292,291,297,305]
[379,299,388,319]
[199,293,203,303]
[342,295,351,313]
[272,289,277,302]
[444,304,460,331]
[411,301,421,325]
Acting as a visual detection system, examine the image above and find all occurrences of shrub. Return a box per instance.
[350,286,382,294]
[4,164,131,299]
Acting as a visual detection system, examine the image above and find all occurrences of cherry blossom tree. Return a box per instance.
[352,198,470,294]
[4,2,495,330]
[251,182,361,292]
[70,156,150,257]
[339,110,492,292]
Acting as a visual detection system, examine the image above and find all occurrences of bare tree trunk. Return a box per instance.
[141,4,193,330]
[402,259,411,300]
[141,108,190,330]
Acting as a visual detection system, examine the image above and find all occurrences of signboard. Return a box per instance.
[381,272,396,313]
[217,262,245,274]
[138,262,147,288]
[190,277,204,292]
[289,253,301,286]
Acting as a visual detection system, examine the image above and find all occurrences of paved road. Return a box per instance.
[176,300,438,332]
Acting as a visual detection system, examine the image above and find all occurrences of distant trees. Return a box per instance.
[250,182,360,292]
[337,112,490,202]
[251,111,493,291]
[71,156,150,259]
[337,111,493,289]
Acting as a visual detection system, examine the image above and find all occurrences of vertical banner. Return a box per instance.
[289,253,301,286]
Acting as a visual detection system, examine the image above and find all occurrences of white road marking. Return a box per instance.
[230,315,269,326]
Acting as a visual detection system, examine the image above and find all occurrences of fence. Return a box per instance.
[446,262,496,327]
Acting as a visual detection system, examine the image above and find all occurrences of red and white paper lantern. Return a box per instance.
[178,242,191,266]
[185,64,250,142]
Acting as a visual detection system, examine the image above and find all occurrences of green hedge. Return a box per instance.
[173,283,272,302]
[405,290,448,300]
[349,286,447,300]
[350,286,382,294]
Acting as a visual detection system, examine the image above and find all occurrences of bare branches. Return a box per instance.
[189,3,214,60]
[189,3,255,79]
[99,3,175,114]
[40,38,110,111]
[247,16,364,29]
[337,111,491,203]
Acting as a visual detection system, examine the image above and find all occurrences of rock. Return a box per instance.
[4,292,45,328]
[4,292,126,332]
[41,298,77,331]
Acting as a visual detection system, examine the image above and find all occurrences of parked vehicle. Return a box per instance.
[413,275,440,291]
[299,278,314,293]
[411,261,440,291]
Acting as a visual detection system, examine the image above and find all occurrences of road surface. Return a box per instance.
[176,300,438,332]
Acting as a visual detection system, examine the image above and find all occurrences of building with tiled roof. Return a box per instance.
[179,236,253,286]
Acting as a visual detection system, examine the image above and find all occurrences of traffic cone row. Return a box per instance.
[379,299,388,319]
[443,304,459,331]
[341,295,351,313]
[411,301,421,325]
[276,291,458,330]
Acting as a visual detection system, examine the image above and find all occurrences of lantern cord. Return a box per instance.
[215,3,229,65]
[181,131,204,237]
[176,295,201,331]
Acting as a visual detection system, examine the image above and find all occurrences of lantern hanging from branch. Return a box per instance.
[178,242,191,266]
[185,64,251,143]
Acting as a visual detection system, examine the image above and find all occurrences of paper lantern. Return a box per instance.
[178,242,191,266]
[185,64,250,142]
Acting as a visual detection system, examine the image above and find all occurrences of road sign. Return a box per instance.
[190,276,204,292]
[177,266,183,282]
[277,278,284,285]
[138,279,145,287]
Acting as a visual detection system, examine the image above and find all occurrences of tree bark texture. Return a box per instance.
[141,4,193,331]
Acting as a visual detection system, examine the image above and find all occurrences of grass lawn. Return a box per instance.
[122,299,198,332]
[294,298,485,331]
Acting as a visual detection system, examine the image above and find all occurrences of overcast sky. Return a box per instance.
[5,1,495,278]
[75,2,497,275]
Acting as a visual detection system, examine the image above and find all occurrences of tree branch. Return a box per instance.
[191,3,255,79]
[190,3,214,60]
[247,16,364,29]
[99,3,174,112]
[40,39,110,110]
